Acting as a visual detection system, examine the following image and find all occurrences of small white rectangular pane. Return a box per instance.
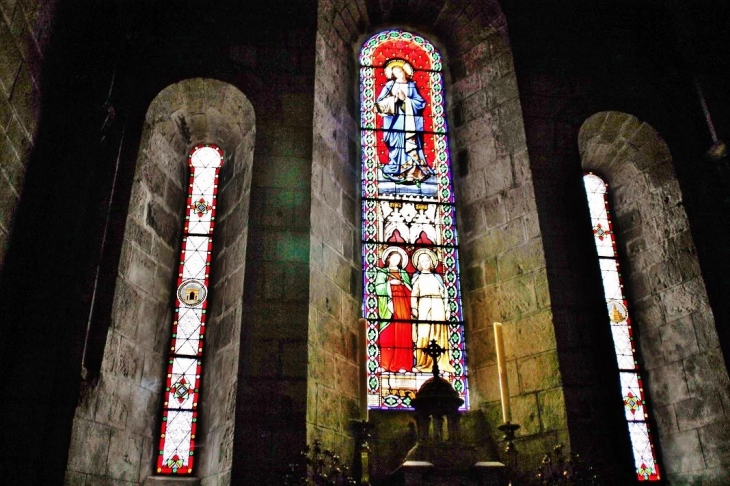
[174,309,202,356]
[599,258,623,300]
[610,325,635,369]
[586,198,606,221]
[184,235,209,252]
[193,171,215,192]
[162,410,193,468]
[182,256,206,280]
[182,236,209,280]
[615,353,636,370]
[628,421,658,478]
[187,217,212,235]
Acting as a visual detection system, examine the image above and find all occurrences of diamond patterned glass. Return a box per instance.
[584,173,660,481]
[156,144,223,474]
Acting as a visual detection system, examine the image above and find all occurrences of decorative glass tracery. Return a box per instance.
[360,30,468,410]
[156,144,223,474]
[583,173,661,481]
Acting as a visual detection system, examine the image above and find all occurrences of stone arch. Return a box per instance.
[65,78,255,484]
[578,111,730,482]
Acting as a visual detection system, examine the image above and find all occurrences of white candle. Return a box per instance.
[494,322,511,423]
[359,318,369,421]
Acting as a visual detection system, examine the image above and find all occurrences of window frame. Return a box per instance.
[583,172,661,482]
[359,29,469,411]
[156,143,224,475]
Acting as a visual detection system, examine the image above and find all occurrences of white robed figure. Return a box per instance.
[410,248,455,373]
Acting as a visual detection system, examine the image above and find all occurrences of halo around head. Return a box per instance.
[382,246,409,267]
[384,59,414,80]
[412,248,438,269]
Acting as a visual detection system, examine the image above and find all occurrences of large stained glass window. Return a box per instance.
[360,30,468,410]
[156,144,223,474]
[583,173,661,481]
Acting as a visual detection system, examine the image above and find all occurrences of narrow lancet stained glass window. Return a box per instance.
[156,144,223,474]
[583,173,661,481]
[360,30,468,410]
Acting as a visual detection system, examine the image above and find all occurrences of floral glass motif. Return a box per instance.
[156,144,224,474]
[583,173,661,481]
[360,30,468,410]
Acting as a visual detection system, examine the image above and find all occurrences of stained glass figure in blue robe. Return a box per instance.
[376,59,434,184]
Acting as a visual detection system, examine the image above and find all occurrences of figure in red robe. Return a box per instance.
[375,246,413,372]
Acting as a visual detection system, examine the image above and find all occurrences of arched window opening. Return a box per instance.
[583,173,661,481]
[360,30,468,410]
[157,144,224,474]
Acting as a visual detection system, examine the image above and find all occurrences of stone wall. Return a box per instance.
[308,0,366,461]
[579,111,730,484]
[0,0,56,268]
[229,27,317,481]
[514,66,640,483]
[65,79,256,485]
[446,6,567,469]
